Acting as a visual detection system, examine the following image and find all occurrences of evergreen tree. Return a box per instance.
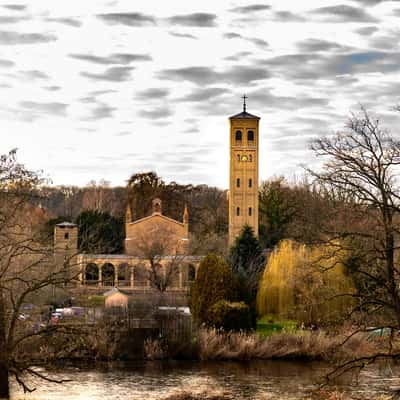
[190,254,237,325]
[228,225,265,324]
[228,225,265,282]
[75,210,124,254]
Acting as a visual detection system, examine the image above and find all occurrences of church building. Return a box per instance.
[54,98,260,291]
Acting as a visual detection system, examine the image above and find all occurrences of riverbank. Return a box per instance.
[144,328,382,362]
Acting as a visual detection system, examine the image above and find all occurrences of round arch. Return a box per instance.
[118,263,131,287]
[85,263,99,285]
[102,263,115,287]
[188,264,196,282]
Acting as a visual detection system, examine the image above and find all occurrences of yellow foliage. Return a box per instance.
[257,240,355,325]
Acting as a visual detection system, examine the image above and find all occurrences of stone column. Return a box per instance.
[79,264,84,285]
[130,266,134,288]
[178,266,183,289]
[114,264,119,287]
[146,264,150,289]
[98,266,102,287]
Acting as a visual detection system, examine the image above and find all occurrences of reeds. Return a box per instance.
[197,328,377,361]
[162,391,234,400]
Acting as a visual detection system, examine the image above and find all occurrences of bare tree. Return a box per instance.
[307,107,400,377]
[135,227,186,292]
[0,150,83,398]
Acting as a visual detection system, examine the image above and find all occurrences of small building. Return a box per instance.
[104,288,129,308]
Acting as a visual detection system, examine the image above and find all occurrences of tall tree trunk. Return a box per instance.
[0,293,10,399]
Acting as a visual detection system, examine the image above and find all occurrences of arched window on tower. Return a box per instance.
[237,154,240,162]
[236,207,240,216]
[249,207,252,216]
[249,154,253,162]
[236,178,240,188]
[249,178,252,188]
[235,130,242,142]
[247,130,254,142]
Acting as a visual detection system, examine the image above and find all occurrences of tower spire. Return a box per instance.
[242,94,248,112]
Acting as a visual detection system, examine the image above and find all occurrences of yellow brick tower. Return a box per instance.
[228,95,260,245]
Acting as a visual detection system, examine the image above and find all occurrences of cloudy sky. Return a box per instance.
[1,0,400,188]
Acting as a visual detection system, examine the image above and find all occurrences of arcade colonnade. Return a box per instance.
[77,254,199,290]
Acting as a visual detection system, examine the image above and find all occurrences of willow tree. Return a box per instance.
[257,240,355,325]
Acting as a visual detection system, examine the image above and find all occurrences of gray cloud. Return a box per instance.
[223,32,268,48]
[90,89,116,96]
[136,88,170,100]
[81,66,133,82]
[79,96,96,104]
[19,101,68,117]
[88,103,115,120]
[310,5,378,23]
[139,105,173,120]
[229,4,271,13]
[21,70,49,80]
[273,11,306,22]
[369,31,400,50]
[3,5,27,11]
[0,59,14,67]
[46,17,82,27]
[296,39,350,52]
[226,65,270,84]
[97,12,156,27]
[158,66,217,85]
[224,51,253,61]
[248,88,330,110]
[8,69,50,81]
[0,30,56,45]
[169,31,197,39]
[223,32,242,39]
[183,127,200,134]
[247,37,268,48]
[166,13,217,27]
[0,15,28,24]
[70,53,151,65]
[159,65,269,85]
[43,85,61,91]
[352,0,394,4]
[178,87,229,102]
[259,50,400,81]
[356,26,378,36]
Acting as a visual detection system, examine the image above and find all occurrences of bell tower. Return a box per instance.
[228,95,260,245]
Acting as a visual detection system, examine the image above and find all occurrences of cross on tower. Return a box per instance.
[242,94,248,112]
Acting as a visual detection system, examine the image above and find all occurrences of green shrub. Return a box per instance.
[208,300,252,332]
[190,254,237,324]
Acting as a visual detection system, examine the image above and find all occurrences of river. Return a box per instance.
[10,360,400,400]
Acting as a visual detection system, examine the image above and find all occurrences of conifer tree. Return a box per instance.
[228,225,265,287]
[228,226,265,325]
[190,254,237,325]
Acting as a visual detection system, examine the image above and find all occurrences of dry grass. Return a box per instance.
[162,391,234,400]
[198,328,379,361]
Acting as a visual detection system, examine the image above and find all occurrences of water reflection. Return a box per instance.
[11,360,400,400]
